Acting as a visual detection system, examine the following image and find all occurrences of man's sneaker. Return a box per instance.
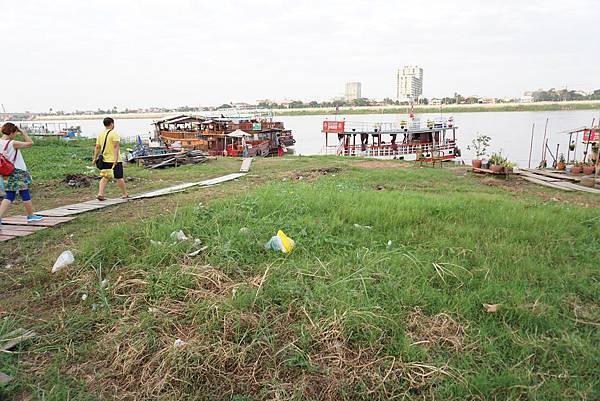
[27,215,45,223]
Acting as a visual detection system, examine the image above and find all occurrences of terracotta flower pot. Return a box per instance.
[490,164,503,173]
[582,165,596,175]
[571,166,582,174]
[472,159,482,168]
[556,162,566,171]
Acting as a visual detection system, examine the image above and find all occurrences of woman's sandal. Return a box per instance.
[97,195,106,201]
[121,194,130,199]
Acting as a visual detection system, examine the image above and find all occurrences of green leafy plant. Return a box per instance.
[489,151,507,166]
[558,153,566,164]
[467,134,491,159]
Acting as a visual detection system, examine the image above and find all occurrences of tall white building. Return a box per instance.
[345,82,362,101]
[397,66,423,102]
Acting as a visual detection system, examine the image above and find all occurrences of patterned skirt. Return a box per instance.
[5,168,33,192]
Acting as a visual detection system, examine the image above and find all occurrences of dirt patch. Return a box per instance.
[63,173,98,188]
[294,167,343,181]
[354,160,413,170]
[405,307,466,352]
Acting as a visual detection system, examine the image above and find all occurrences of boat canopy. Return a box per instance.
[227,129,252,138]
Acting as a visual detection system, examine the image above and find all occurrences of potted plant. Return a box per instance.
[503,160,515,174]
[489,152,506,173]
[467,134,491,169]
[571,161,583,174]
[556,153,566,170]
[582,161,596,175]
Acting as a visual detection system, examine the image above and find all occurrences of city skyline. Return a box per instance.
[2,0,599,112]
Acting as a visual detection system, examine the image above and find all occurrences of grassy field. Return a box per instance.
[1,139,599,400]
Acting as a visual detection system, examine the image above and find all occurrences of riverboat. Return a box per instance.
[154,115,295,157]
[322,116,460,162]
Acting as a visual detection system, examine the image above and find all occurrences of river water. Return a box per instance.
[31,110,599,167]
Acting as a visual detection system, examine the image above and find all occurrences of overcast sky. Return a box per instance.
[1,0,598,112]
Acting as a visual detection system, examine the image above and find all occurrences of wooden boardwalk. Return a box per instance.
[517,169,600,194]
[0,172,246,242]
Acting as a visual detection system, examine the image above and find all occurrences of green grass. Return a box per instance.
[21,138,94,181]
[2,162,598,400]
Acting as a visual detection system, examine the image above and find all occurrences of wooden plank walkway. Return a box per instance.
[520,168,581,182]
[472,167,510,176]
[240,158,253,173]
[0,171,246,242]
[516,169,600,194]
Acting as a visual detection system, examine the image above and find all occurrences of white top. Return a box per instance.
[0,140,27,171]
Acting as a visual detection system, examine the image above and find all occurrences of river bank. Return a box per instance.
[0,140,598,400]
[30,100,600,121]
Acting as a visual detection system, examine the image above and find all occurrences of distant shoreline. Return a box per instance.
[30,100,600,121]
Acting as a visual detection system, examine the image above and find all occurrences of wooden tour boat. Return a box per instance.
[154,115,295,157]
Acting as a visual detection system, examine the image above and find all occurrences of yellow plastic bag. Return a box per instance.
[277,230,295,253]
[99,168,114,179]
[265,230,296,253]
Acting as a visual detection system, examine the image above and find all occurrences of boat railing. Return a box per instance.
[336,140,456,157]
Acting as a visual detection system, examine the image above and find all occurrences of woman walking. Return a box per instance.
[0,122,44,227]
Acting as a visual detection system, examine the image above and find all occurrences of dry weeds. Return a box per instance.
[70,268,462,401]
[405,307,466,352]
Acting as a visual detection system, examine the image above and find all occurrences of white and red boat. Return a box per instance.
[322,116,460,162]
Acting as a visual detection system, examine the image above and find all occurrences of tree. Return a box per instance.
[218,103,232,109]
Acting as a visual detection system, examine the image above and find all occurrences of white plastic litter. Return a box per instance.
[52,251,75,273]
[193,238,202,246]
[174,338,186,348]
[187,246,209,257]
[387,240,393,249]
[150,240,163,246]
[81,294,88,301]
[100,279,109,289]
[170,230,188,241]
[353,224,372,230]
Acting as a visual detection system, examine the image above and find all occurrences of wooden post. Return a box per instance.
[528,123,535,168]
[567,133,573,163]
[555,143,560,168]
[541,117,549,162]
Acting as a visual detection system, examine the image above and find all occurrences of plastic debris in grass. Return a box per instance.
[81,294,88,301]
[170,230,188,241]
[100,279,109,289]
[483,303,500,313]
[353,223,372,230]
[188,246,208,257]
[174,338,186,348]
[265,230,295,253]
[52,250,75,273]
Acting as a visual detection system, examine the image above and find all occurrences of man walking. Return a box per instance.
[92,117,129,200]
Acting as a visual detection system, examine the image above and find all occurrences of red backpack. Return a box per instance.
[0,140,17,176]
